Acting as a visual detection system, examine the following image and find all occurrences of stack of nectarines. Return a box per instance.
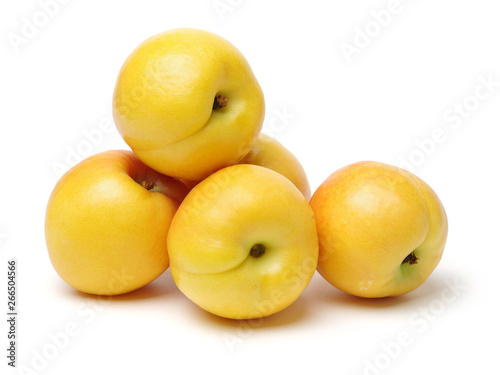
[45,28,447,320]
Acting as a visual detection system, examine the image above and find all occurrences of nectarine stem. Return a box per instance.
[141,181,156,191]
[250,244,266,258]
[213,94,229,110]
[402,252,419,265]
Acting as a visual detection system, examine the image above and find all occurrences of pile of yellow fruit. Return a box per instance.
[45,28,448,320]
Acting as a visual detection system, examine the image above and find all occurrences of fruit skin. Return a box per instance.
[45,150,189,295]
[112,28,265,181]
[168,164,319,319]
[182,133,311,200]
[239,134,311,200]
[309,161,448,298]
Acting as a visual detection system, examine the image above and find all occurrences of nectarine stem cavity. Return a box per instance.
[140,181,156,191]
[213,94,229,110]
[402,252,419,265]
[250,244,266,258]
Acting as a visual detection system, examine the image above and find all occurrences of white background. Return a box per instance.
[1,0,499,374]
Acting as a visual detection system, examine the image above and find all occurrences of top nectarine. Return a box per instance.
[112,28,265,181]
